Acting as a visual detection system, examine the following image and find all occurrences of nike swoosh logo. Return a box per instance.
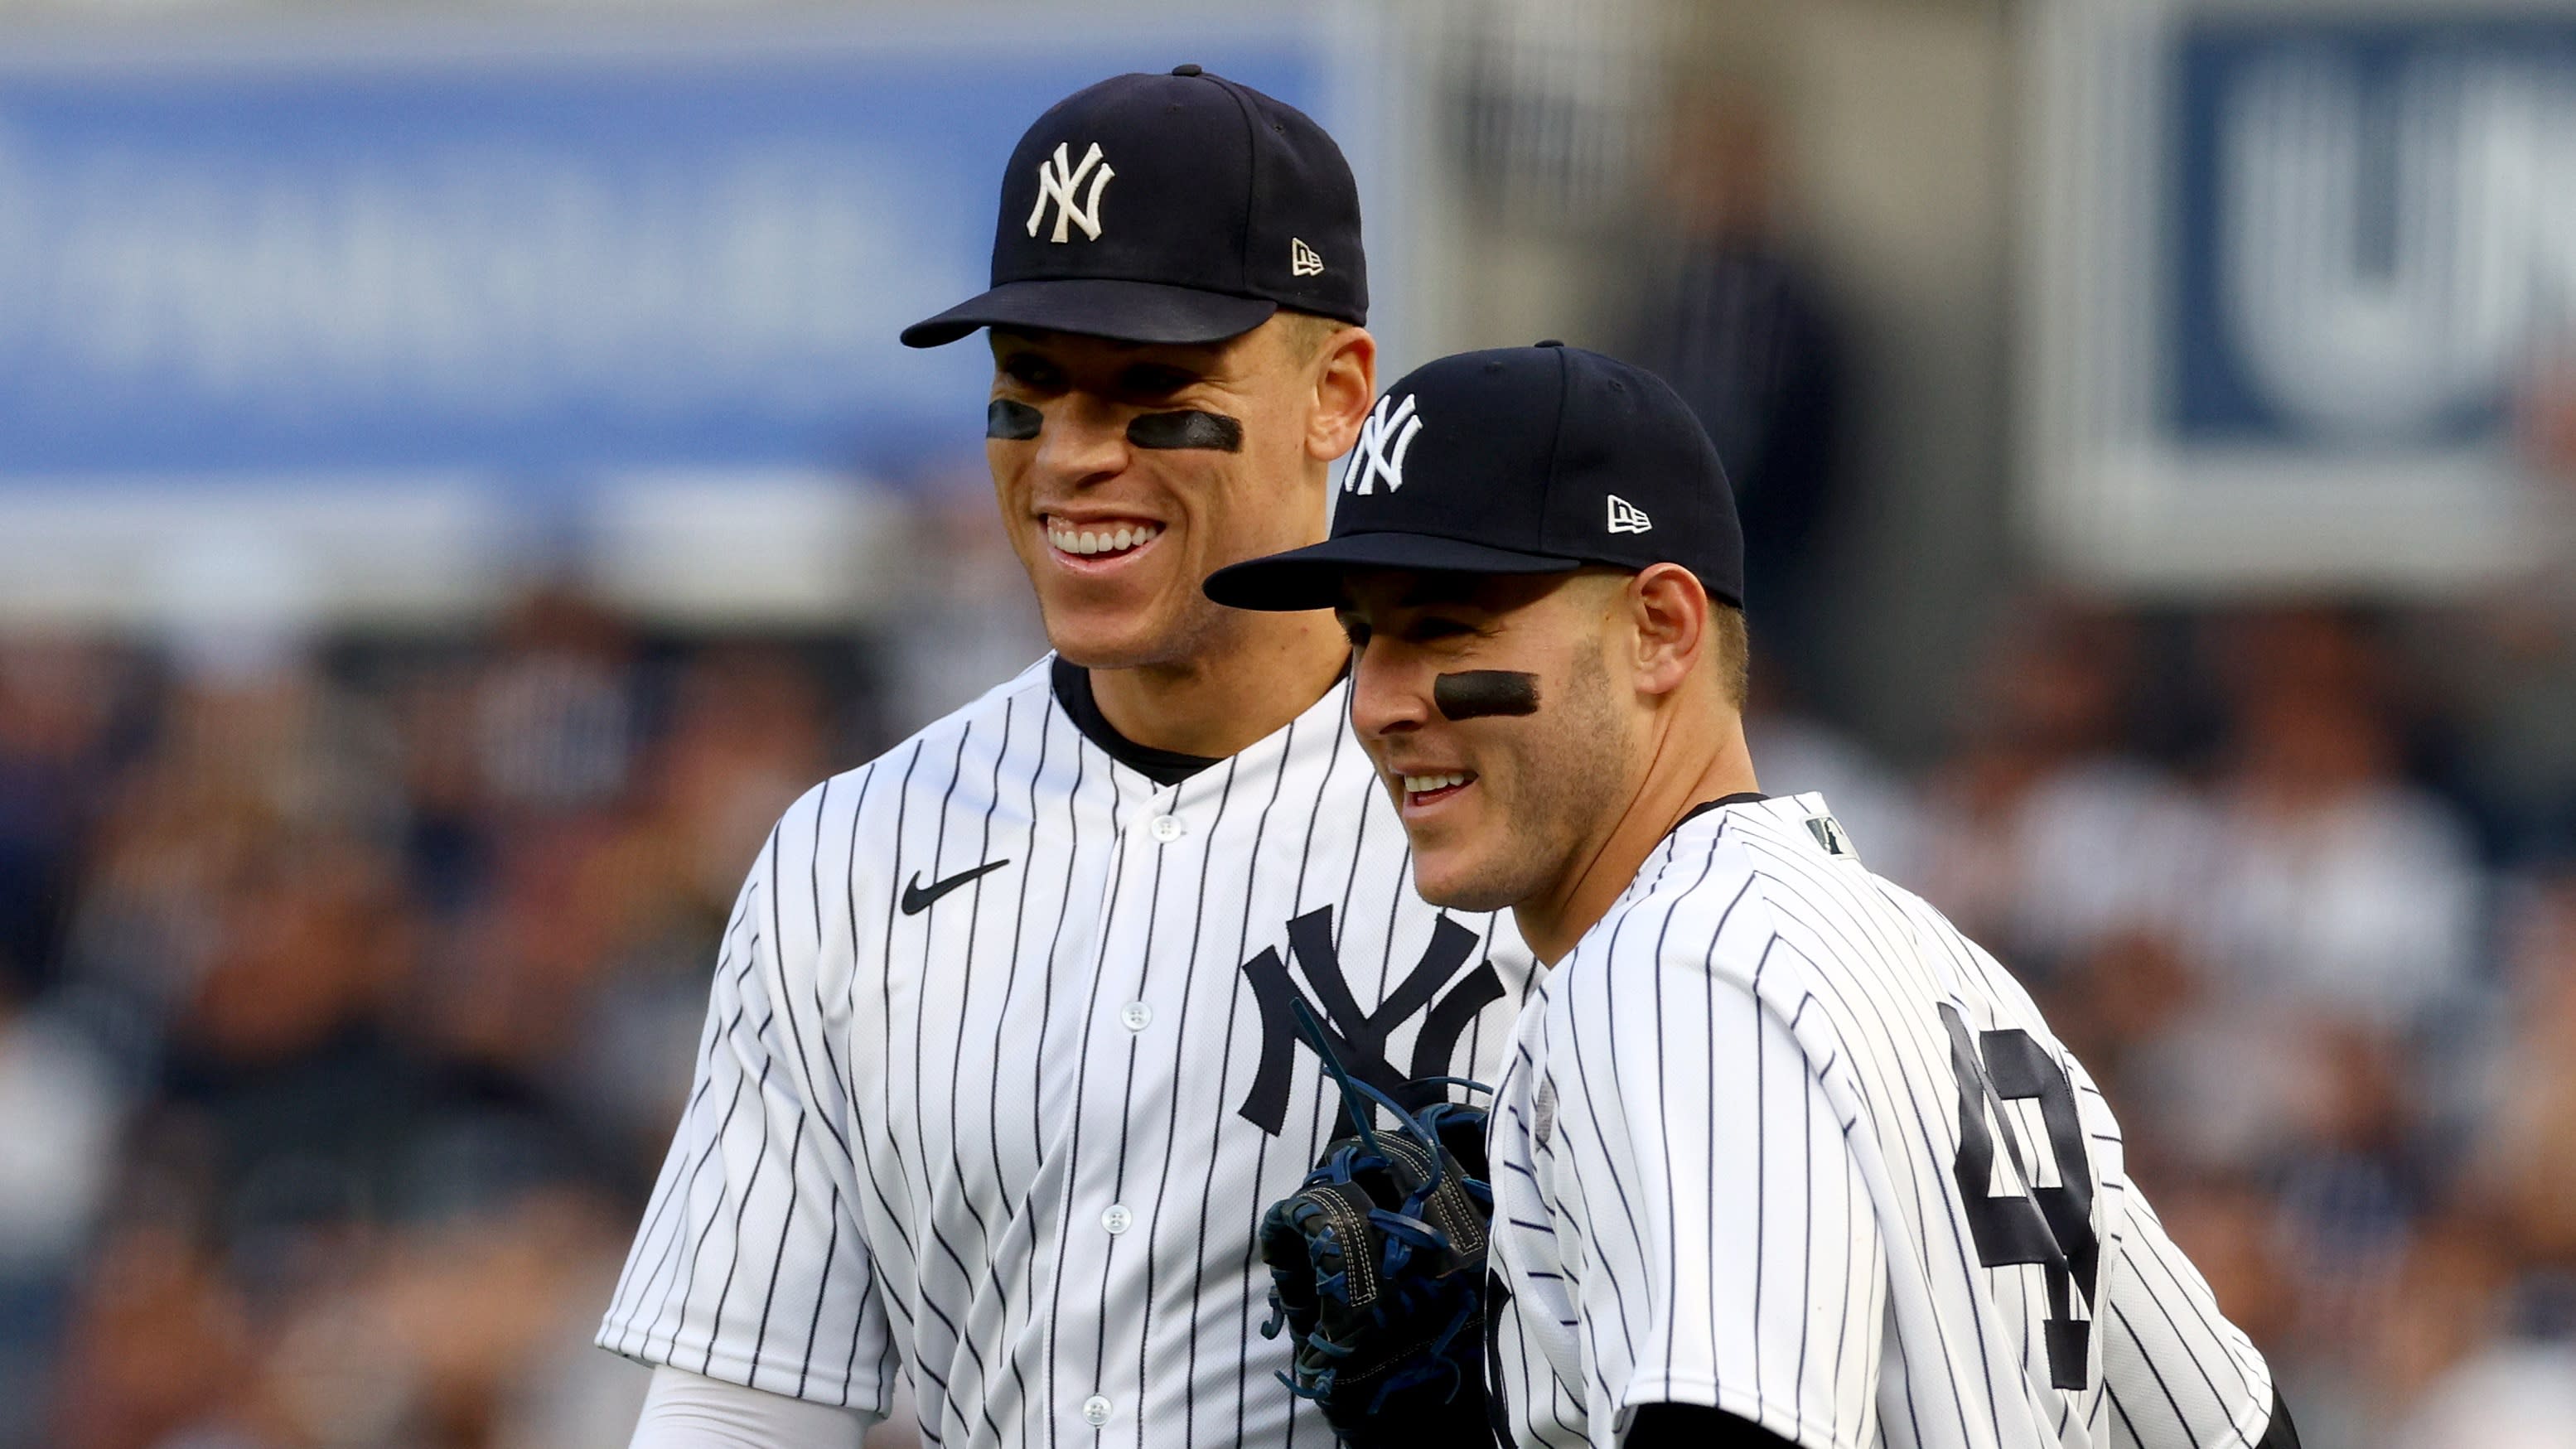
[900,858,1011,915]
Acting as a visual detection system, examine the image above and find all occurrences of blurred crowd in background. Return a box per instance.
[13,540,2576,1447]
[7,0,2576,1444]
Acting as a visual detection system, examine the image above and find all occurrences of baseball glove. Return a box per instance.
[1259,1001,1493,1447]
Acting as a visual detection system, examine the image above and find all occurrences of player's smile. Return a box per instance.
[1041,512,1166,568]
[1392,766,1477,817]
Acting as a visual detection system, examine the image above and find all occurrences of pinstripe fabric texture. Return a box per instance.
[1490,794,2272,1449]
[597,657,1538,1448]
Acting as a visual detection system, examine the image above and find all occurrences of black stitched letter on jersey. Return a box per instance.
[1235,908,1505,1136]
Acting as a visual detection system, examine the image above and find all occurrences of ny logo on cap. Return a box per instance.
[1345,393,1423,495]
[1027,142,1115,244]
[1607,495,1653,534]
[1291,237,1325,277]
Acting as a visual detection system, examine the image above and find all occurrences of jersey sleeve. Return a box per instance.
[1547,949,1886,1449]
[2096,1185,2274,1449]
[598,808,896,1416]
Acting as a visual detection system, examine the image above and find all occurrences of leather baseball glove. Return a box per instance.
[1259,1002,1493,1447]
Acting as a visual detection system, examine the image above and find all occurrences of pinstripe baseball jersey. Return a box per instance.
[1486,793,2273,1449]
[597,655,1538,1447]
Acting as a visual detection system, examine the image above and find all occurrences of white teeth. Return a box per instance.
[1402,773,1469,795]
[1047,519,1161,558]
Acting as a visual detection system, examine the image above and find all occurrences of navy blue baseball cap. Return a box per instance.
[901,65,1368,348]
[1204,342,1744,611]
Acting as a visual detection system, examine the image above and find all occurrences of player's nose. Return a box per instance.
[1027,396,1131,487]
[1347,645,1433,742]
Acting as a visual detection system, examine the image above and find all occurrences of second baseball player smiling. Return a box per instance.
[1211,345,2295,1448]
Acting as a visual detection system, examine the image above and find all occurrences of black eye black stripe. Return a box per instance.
[987,398,1043,441]
[1433,670,1540,720]
[1127,409,1244,452]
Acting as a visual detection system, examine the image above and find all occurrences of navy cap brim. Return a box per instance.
[1204,533,1586,612]
[901,278,1281,348]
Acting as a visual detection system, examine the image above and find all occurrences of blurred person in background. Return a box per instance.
[2188,609,2481,1033]
[0,976,126,1441]
[2407,572,2576,867]
[469,587,640,822]
[1916,599,2214,987]
[875,481,1055,732]
[2376,871,2576,1449]
[0,638,138,997]
[1626,88,1847,702]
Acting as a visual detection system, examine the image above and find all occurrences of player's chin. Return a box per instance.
[1404,838,1525,914]
[1037,580,1195,668]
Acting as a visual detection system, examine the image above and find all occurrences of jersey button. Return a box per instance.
[1081,1394,1113,1426]
[1148,813,1186,843]
[1101,1204,1133,1234]
[1119,1002,1153,1031]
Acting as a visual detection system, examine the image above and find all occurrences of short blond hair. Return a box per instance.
[1274,308,1351,363]
[1709,601,1749,709]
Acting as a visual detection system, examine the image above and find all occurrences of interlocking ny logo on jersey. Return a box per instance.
[1344,393,1423,495]
[1027,141,1115,243]
[1235,907,1505,1135]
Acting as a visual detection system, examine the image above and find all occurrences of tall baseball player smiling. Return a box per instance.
[1209,345,2298,1449]
[599,70,1538,1447]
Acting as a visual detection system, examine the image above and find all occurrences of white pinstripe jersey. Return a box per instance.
[598,656,1539,1447]
[1487,794,2273,1449]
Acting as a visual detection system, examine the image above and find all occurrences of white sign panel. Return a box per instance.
[2024,0,2576,594]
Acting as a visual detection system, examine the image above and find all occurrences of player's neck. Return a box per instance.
[1513,710,1759,964]
[1085,610,1350,761]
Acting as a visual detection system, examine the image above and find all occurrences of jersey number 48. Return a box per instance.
[1938,1003,2101,1391]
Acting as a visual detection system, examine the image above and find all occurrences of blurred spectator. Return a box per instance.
[2190,610,2482,1031]
[2409,586,2576,866]
[1626,90,1847,694]
[2394,1338,2576,1449]
[0,990,125,1445]
[50,1223,252,1449]
[0,638,135,996]
[470,587,639,817]
[877,484,1051,736]
[1916,599,2212,983]
[2467,877,2576,1272]
[0,996,123,1266]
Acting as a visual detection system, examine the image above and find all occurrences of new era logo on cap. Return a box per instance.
[1027,142,1114,243]
[1607,495,1652,534]
[1345,393,1422,495]
[1291,238,1325,276]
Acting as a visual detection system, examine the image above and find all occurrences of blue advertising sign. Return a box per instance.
[2024,1,2576,591]
[2170,17,2576,448]
[0,16,1334,483]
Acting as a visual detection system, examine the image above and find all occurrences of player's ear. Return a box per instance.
[1626,563,1708,701]
[1305,326,1378,462]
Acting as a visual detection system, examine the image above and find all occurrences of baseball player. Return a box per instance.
[1208,344,2298,1448]
[597,71,1539,1447]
